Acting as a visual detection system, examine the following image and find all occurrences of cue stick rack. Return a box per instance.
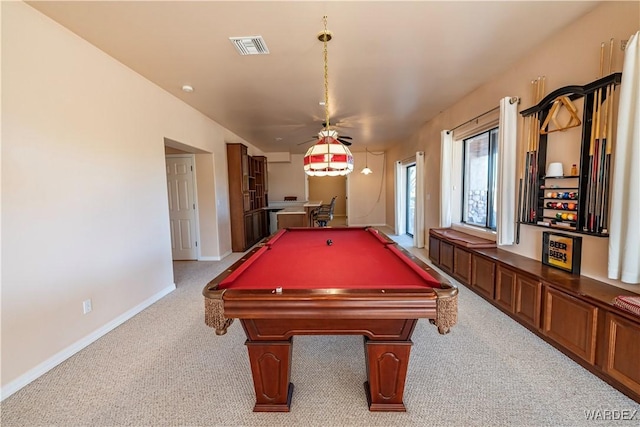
[518,71,622,237]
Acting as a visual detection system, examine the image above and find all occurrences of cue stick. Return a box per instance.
[528,79,538,222]
[601,38,615,233]
[585,43,605,232]
[521,80,536,224]
[516,178,523,243]
[584,95,596,230]
[594,73,610,232]
[530,77,543,222]
[589,82,602,232]
[525,80,536,222]
[516,91,530,241]
[594,43,606,231]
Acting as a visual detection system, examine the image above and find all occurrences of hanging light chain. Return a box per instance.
[322,15,330,132]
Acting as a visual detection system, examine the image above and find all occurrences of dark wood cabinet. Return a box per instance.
[428,227,640,403]
[514,275,541,328]
[228,144,269,252]
[471,254,495,299]
[495,266,516,312]
[453,247,472,285]
[603,313,640,396]
[439,241,454,274]
[496,266,541,328]
[428,236,440,264]
[543,286,597,364]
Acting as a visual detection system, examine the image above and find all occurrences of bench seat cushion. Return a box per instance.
[614,296,640,318]
[429,228,496,249]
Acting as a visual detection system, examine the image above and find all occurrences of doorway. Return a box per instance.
[308,175,347,226]
[395,159,417,238]
[166,154,198,260]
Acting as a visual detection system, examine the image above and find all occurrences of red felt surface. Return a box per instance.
[219,228,441,290]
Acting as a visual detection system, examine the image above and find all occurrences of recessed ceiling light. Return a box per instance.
[182,85,194,93]
[319,101,326,106]
[275,137,283,141]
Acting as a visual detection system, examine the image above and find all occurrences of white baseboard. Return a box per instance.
[0,283,176,401]
[198,250,231,261]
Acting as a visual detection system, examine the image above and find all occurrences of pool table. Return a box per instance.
[203,227,457,412]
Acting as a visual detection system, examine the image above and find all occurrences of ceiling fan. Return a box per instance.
[322,121,353,145]
[297,121,353,146]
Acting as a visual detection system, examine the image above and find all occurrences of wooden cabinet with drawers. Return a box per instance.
[228,144,269,252]
[428,235,440,264]
[495,265,516,312]
[543,286,598,364]
[428,227,640,403]
[453,247,472,285]
[471,254,495,299]
[603,313,640,396]
[495,265,542,329]
[439,240,454,274]
[515,275,541,328]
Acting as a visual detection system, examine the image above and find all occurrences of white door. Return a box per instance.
[166,155,197,260]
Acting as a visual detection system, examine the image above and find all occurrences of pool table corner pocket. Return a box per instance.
[434,284,458,334]
[204,288,234,335]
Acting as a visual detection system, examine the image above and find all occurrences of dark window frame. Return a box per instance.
[462,127,499,230]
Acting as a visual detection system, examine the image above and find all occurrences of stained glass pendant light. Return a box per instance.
[303,16,354,177]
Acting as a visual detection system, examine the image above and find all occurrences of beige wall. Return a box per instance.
[267,154,307,201]
[386,1,639,292]
[0,2,259,395]
[268,151,386,225]
[194,153,221,259]
[348,150,386,226]
[309,176,346,217]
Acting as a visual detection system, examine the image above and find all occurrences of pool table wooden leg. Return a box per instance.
[363,338,413,412]
[245,339,294,412]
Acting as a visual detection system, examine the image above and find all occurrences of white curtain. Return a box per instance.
[496,97,518,245]
[413,152,425,248]
[440,131,453,228]
[394,161,402,235]
[608,30,640,284]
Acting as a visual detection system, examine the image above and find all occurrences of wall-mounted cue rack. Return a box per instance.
[519,72,622,237]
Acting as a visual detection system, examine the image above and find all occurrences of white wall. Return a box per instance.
[386,1,640,292]
[0,2,255,396]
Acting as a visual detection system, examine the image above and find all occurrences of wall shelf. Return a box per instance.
[519,72,621,237]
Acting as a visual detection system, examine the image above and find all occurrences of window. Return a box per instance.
[462,128,498,230]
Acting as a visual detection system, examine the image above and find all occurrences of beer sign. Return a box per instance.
[542,232,582,275]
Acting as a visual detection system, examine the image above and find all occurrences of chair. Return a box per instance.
[314,196,337,227]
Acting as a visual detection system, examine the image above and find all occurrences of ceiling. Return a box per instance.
[27,1,599,154]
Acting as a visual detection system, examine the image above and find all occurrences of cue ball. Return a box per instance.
[327,239,333,246]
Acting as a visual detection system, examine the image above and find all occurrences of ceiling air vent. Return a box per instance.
[229,36,270,55]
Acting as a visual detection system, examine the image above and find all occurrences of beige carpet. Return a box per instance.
[2,236,638,426]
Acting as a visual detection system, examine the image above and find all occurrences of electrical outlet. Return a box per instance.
[83,299,92,314]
